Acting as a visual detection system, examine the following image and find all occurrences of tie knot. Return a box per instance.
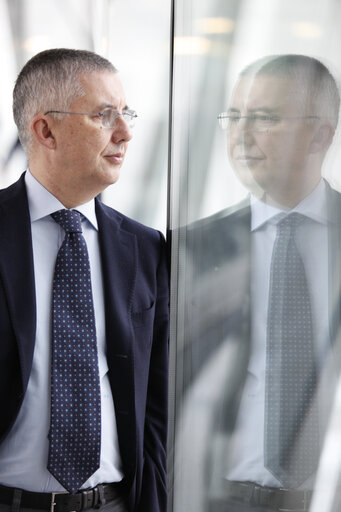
[277,212,306,233]
[51,209,82,233]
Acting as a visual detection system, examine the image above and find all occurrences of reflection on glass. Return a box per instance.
[174,54,341,512]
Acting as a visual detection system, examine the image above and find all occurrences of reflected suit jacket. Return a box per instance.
[0,173,170,512]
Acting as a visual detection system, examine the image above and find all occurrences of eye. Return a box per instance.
[228,114,241,123]
[253,114,280,123]
[256,115,271,121]
[101,108,117,127]
[122,109,137,127]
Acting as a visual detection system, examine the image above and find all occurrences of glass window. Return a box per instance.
[168,1,341,511]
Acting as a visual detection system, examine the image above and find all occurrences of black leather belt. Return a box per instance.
[224,480,312,511]
[0,482,125,512]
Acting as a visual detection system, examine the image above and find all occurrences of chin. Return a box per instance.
[101,166,121,186]
[233,166,267,196]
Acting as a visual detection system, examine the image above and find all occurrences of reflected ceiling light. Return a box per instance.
[292,22,322,39]
[22,35,51,53]
[195,17,235,34]
[174,36,211,55]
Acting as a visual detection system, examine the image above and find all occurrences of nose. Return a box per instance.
[111,116,133,143]
[229,120,255,146]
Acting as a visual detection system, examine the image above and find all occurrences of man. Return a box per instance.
[182,55,341,511]
[0,48,169,512]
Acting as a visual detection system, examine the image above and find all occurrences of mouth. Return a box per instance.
[104,152,124,165]
[235,154,264,160]
[234,155,264,165]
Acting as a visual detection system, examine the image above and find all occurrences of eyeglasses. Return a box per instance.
[217,113,321,132]
[44,107,138,128]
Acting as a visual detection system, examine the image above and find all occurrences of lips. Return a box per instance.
[235,155,264,160]
[233,155,265,168]
[104,152,124,164]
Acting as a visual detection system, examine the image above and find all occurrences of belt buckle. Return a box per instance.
[82,489,96,510]
[278,509,306,512]
[50,492,69,512]
[277,488,310,512]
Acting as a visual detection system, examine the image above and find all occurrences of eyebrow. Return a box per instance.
[250,107,279,114]
[96,103,130,112]
[227,106,281,116]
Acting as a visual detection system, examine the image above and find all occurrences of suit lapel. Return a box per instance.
[0,174,36,389]
[95,199,137,478]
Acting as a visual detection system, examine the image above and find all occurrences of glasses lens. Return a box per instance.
[101,108,117,128]
[217,114,229,130]
[101,108,137,128]
[122,110,137,128]
[217,114,273,132]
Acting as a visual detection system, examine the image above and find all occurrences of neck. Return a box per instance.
[263,176,322,209]
[28,164,99,209]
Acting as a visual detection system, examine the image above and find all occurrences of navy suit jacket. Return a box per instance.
[0,173,169,512]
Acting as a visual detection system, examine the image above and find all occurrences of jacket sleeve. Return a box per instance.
[136,232,169,512]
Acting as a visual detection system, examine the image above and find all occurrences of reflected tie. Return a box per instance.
[48,209,101,494]
[265,213,319,488]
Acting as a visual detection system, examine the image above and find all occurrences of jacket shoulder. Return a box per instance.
[0,173,27,205]
[95,199,164,246]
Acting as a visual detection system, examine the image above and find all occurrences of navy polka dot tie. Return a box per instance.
[265,213,319,487]
[48,209,101,494]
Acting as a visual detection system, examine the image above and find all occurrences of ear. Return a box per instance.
[309,122,335,154]
[30,114,56,150]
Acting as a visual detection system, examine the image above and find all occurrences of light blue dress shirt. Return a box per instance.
[0,171,124,492]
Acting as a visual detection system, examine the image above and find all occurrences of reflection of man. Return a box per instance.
[0,49,169,512]
[185,55,341,512]
[222,55,338,207]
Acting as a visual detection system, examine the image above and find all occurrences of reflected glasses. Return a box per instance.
[44,107,138,128]
[217,113,320,132]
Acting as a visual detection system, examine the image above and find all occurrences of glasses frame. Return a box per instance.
[44,107,138,128]
[217,113,321,132]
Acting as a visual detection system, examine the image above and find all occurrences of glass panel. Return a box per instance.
[168,1,341,511]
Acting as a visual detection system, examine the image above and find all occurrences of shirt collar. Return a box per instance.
[25,170,98,230]
[251,179,329,232]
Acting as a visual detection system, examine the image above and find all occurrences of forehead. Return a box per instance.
[230,74,303,113]
[72,71,126,109]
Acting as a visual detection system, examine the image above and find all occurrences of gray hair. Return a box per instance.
[13,48,117,153]
[240,54,340,128]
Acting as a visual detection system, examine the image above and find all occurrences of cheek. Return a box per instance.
[74,123,108,150]
[82,137,108,164]
[227,136,233,155]
[227,136,239,162]
[264,131,307,162]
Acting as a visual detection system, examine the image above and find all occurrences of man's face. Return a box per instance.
[227,74,319,200]
[51,70,132,201]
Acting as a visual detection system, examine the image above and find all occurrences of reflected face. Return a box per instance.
[227,75,318,198]
[52,71,133,200]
